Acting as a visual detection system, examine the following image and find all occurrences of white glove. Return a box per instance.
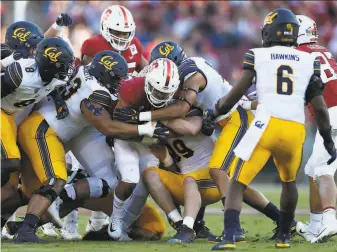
[238,96,252,110]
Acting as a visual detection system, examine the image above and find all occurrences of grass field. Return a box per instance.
[2,185,337,252]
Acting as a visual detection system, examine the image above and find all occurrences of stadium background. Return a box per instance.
[1,1,337,183]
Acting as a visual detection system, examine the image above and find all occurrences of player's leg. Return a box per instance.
[13,112,68,243]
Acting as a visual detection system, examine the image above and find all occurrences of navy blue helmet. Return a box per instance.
[261,8,299,47]
[149,41,187,66]
[5,21,44,53]
[35,37,75,81]
[89,50,128,96]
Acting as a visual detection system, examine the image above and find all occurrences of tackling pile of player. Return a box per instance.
[1,4,336,250]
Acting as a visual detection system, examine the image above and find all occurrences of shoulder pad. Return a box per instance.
[88,90,112,108]
[2,62,23,97]
[178,58,201,81]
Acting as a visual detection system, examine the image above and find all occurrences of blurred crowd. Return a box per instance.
[1,1,337,84]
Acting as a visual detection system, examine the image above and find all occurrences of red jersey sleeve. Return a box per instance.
[132,37,143,57]
[119,77,146,107]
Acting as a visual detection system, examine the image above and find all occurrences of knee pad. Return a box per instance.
[33,184,58,203]
[86,177,111,198]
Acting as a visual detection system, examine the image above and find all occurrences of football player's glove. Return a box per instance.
[201,109,216,136]
[238,96,252,110]
[113,107,140,124]
[319,127,337,165]
[56,13,73,27]
[153,122,170,145]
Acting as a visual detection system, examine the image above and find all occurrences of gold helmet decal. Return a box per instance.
[99,55,118,70]
[159,43,175,57]
[12,27,31,42]
[284,23,294,35]
[264,12,278,25]
[43,47,62,62]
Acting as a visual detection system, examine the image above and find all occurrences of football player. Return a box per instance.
[107,58,178,240]
[210,8,335,250]
[294,15,337,243]
[115,41,292,240]
[1,37,75,229]
[81,5,147,73]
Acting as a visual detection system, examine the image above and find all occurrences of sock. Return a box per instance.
[23,213,40,229]
[263,202,280,224]
[64,209,78,226]
[221,197,226,206]
[168,209,183,223]
[223,209,241,242]
[309,212,322,235]
[112,193,128,218]
[59,185,76,202]
[277,211,294,239]
[322,207,337,224]
[183,216,195,229]
[196,206,206,222]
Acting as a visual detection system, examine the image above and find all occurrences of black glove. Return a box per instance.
[153,122,170,145]
[55,100,69,120]
[106,136,115,147]
[113,107,140,124]
[319,127,337,165]
[13,49,31,60]
[56,13,73,27]
[201,109,216,136]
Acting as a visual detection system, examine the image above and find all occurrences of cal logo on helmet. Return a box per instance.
[43,47,62,62]
[264,12,278,25]
[99,55,118,70]
[284,24,293,35]
[12,27,31,42]
[159,43,175,57]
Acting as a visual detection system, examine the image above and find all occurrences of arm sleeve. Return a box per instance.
[134,37,143,56]
[2,62,23,97]
[178,58,204,82]
[242,50,255,71]
[1,43,14,60]
[305,74,324,102]
[313,57,321,77]
[88,90,113,108]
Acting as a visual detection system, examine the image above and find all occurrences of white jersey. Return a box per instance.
[180,57,233,111]
[39,65,114,142]
[167,133,215,174]
[1,58,66,114]
[247,46,317,124]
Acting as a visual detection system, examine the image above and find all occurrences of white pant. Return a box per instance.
[114,139,159,184]
[65,126,118,190]
[305,106,337,178]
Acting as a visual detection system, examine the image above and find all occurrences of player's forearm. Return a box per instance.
[44,25,61,38]
[100,120,140,138]
[167,117,202,136]
[311,96,331,132]
[146,101,190,121]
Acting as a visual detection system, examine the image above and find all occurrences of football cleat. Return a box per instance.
[1,225,14,240]
[47,197,63,229]
[85,215,108,233]
[311,221,337,243]
[60,224,82,240]
[40,223,59,237]
[194,220,216,239]
[13,225,48,244]
[268,220,296,241]
[208,229,246,243]
[5,221,21,236]
[107,215,123,240]
[211,240,236,250]
[296,221,314,242]
[275,235,290,249]
[119,231,133,241]
[167,224,196,243]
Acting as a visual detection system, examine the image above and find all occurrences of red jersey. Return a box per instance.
[118,77,151,111]
[297,43,337,113]
[81,34,143,73]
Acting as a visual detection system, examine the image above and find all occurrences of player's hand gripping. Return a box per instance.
[113,107,140,124]
[320,127,337,165]
[152,122,170,145]
[201,109,216,136]
[56,13,73,27]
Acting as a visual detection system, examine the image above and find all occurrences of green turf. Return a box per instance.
[1,215,336,252]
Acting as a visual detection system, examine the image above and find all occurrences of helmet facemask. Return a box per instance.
[105,28,135,52]
[54,60,76,81]
[145,80,175,108]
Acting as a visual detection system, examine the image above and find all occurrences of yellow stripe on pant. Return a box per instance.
[230,117,306,185]
[0,109,21,159]
[18,111,67,184]
[208,107,254,172]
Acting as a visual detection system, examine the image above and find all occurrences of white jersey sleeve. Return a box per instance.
[248,46,317,124]
[1,58,66,114]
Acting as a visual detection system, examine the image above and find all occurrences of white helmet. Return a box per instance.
[100,5,136,51]
[145,58,180,108]
[296,15,319,45]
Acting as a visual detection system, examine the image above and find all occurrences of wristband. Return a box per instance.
[52,22,62,31]
[138,122,154,137]
[1,54,15,68]
[162,148,174,167]
[241,100,252,110]
[139,111,152,122]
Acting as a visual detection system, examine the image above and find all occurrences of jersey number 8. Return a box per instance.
[276,65,293,95]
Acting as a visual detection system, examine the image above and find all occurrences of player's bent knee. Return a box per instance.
[183,176,197,186]
[142,168,160,185]
[33,184,60,203]
[86,177,112,198]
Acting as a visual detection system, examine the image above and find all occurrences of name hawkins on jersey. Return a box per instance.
[271,53,299,61]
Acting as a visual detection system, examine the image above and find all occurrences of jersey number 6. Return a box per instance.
[276,65,293,95]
